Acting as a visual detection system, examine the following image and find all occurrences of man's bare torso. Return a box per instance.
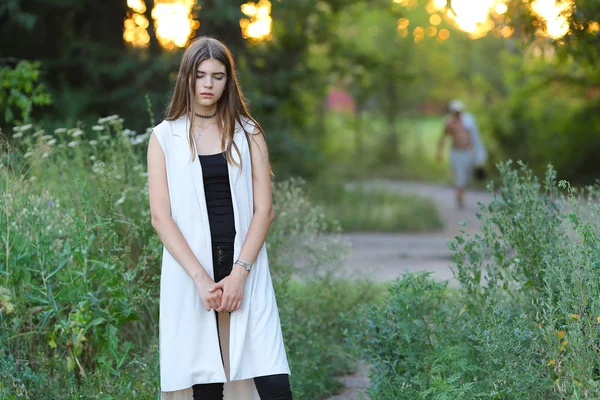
[445,116,472,150]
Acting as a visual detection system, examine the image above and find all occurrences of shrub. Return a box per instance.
[349,161,600,399]
[0,61,52,126]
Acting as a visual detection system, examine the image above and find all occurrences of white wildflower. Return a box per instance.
[89,140,98,146]
[47,139,57,146]
[122,129,135,137]
[90,155,96,161]
[115,192,126,206]
[115,175,122,180]
[139,172,148,177]
[92,125,104,132]
[71,129,83,138]
[33,130,45,137]
[54,128,67,134]
[99,135,110,141]
[92,161,105,174]
[12,132,23,139]
[98,115,119,124]
[13,124,33,132]
[24,152,33,159]
[29,176,37,182]
[131,132,150,145]
[41,135,54,141]
[67,141,79,148]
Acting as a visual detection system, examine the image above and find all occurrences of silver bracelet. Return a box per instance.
[235,259,252,273]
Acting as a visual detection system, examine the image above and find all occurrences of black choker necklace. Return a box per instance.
[195,111,216,119]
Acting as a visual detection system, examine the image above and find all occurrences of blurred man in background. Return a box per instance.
[437,99,487,209]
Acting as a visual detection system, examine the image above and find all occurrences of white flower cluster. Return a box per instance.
[70,129,83,138]
[11,124,32,138]
[130,128,153,145]
[97,115,120,124]
[13,124,33,132]
[92,161,106,174]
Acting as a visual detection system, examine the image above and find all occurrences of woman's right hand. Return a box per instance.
[194,277,223,311]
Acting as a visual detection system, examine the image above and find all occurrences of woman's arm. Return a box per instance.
[147,132,222,311]
[211,126,274,312]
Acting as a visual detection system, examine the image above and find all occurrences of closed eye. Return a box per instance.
[197,73,226,80]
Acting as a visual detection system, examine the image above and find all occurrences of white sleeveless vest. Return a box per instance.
[154,116,290,400]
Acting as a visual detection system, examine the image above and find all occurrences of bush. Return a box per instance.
[0,61,52,126]
[347,272,484,399]
[349,161,600,399]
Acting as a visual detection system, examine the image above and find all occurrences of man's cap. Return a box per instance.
[448,99,465,113]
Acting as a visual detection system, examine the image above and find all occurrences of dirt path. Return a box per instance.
[343,180,493,285]
[327,180,493,400]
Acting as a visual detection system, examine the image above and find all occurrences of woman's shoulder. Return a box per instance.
[154,117,187,137]
[237,115,258,135]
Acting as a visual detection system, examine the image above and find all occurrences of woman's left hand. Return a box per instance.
[210,264,249,312]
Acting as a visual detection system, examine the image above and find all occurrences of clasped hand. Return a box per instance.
[196,265,248,312]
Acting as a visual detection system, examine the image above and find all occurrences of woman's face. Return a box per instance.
[194,58,227,109]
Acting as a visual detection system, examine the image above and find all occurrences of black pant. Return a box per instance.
[192,374,293,400]
[192,244,293,400]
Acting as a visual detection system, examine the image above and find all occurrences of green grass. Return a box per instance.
[309,181,444,233]
[323,112,453,182]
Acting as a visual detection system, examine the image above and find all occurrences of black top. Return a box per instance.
[199,152,236,245]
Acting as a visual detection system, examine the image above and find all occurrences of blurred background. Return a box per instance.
[3,0,599,183]
[2,1,600,399]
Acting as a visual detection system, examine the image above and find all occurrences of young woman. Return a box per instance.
[147,37,292,400]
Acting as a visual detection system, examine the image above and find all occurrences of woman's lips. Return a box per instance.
[200,93,213,97]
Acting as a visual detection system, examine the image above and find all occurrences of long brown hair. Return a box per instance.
[165,36,267,171]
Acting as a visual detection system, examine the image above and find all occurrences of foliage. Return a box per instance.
[0,118,376,399]
[347,273,483,399]
[481,51,600,183]
[504,0,600,65]
[0,61,52,126]
[349,161,600,399]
